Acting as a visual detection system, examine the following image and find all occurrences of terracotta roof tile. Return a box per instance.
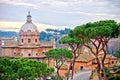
[76,53,95,62]
[106,54,116,59]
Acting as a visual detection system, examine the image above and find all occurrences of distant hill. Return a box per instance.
[46,28,70,34]
[39,28,70,41]
[0,28,71,41]
[0,31,18,38]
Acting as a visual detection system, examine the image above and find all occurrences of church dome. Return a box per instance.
[20,11,39,32]
[21,22,38,32]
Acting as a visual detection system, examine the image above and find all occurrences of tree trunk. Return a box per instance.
[97,69,102,80]
[101,52,107,80]
[71,58,75,80]
[96,57,102,80]
[57,68,60,78]
[67,61,72,80]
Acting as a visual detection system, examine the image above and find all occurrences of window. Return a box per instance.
[112,61,114,64]
[80,66,83,71]
[28,53,31,56]
[35,39,37,42]
[21,39,23,43]
[28,39,31,43]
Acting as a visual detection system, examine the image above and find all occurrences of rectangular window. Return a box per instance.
[35,39,37,42]
[28,39,31,43]
[21,39,23,43]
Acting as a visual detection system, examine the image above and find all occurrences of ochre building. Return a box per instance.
[59,49,117,77]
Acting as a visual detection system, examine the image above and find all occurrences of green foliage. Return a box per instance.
[109,75,120,80]
[69,20,120,80]
[101,67,110,78]
[40,28,70,41]
[108,65,120,80]
[45,48,73,59]
[0,57,54,80]
[59,36,89,44]
[45,48,73,77]
[73,20,120,39]
[42,68,54,78]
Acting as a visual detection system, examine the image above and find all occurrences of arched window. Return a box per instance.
[28,39,31,43]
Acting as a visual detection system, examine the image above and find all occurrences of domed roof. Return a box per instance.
[20,11,39,32]
[21,22,38,32]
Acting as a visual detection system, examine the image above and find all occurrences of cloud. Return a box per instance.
[0,0,120,28]
[0,0,39,9]
[0,0,120,14]
[0,0,110,9]
[52,10,118,17]
[0,20,67,32]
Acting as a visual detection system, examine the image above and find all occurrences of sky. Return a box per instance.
[0,0,120,32]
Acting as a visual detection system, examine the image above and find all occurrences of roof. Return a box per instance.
[106,54,117,59]
[93,58,109,64]
[40,42,54,47]
[20,22,38,32]
[2,41,18,47]
[2,41,53,48]
[75,53,95,62]
[75,53,116,63]
[0,37,14,40]
[19,44,40,48]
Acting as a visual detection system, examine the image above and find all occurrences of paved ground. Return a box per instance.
[72,70,92,80]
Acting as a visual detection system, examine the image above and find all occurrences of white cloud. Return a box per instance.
[0,0,39,9]
[0,20,67,32]
[0,0,109,8]
[0,0,120,28]
[52,10,118,17]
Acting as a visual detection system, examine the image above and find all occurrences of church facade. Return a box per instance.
[1,12,55,67]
